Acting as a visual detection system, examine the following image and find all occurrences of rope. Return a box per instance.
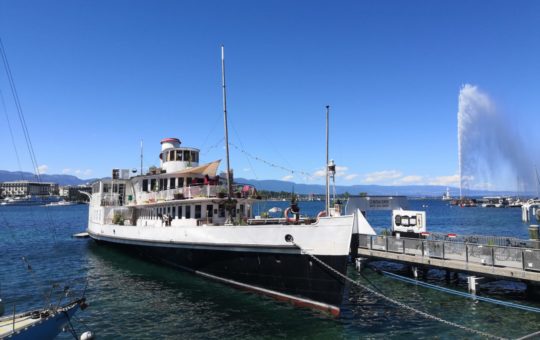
[380,270,540,314]
[289,240,506,340]
[229,142,313,178]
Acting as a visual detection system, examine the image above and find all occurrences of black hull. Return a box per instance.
[93,238,348,315]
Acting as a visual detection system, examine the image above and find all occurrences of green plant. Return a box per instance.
[113,212,124,225]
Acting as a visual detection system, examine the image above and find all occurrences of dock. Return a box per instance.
[357,234,540,285]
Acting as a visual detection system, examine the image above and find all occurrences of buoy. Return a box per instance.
[80,331,95,340]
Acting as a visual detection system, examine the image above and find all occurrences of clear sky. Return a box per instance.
[1,0,539,191]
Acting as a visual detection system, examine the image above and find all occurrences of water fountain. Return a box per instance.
[457,84,534,196]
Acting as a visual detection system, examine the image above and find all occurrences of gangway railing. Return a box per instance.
[359,234,540,272]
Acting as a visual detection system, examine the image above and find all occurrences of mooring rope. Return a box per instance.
[380,270,540,314]
[288,239,506,340]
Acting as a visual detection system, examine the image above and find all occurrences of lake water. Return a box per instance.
[1,200,539,339]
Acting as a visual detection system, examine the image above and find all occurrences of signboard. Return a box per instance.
[345,196,408,214]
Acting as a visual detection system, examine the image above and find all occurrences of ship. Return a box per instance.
[86,47,354,316]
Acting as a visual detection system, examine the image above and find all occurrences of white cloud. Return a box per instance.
[312,169,326,178]
[427,174,461,186]
[396,175,424,184]
[62,168,93,177]
[281,174,294,181]
[363,170,402,183]
[344,174,359,181]
[243,168,251,172]
[37,165,48,174]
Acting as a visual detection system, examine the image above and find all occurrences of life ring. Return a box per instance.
[316,211,327,221]
[284,207,296,224]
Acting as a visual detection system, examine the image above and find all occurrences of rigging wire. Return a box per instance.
[229,142,313,178]
[0,37,59,242]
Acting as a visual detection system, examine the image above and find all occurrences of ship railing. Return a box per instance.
[133,183,258,205]
[134,184,225,204]
[99,193,121,207]
[358,234,540,272]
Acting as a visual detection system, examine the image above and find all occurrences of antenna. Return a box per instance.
[534,165,540,197]
[140,139,144,175]
[325,105,330,216]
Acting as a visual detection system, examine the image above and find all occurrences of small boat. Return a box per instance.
[0,298,87,339]
[44,200,75,207]
[442,187,452,201]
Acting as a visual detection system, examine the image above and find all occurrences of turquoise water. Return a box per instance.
[1,200,539,339]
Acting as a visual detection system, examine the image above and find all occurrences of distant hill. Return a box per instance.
[0,170,523,196]
[0,170,97,186]
[234,178,519,197]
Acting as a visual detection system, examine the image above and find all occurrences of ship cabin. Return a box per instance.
[89,138,259,228]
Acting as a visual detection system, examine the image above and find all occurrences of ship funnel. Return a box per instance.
[161,138,181,151]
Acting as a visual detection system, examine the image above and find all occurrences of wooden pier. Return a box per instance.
[357,234,540,283]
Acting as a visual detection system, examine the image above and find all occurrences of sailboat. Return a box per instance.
[0,298,87,339]
[86,46,354,316]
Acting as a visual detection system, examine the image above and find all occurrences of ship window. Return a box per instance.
[185,206,191,219]
[184,150,190,162]
[142,179,149,192]
[169,150,175,162]
[167,206,171,214]
[170,178,176,189]
[175,150,182,161]
[207,204,213,218]
[159,178,164,190]
[218,204,225,218]
[195,205,201,219]
[409,216,417,226]
[172,206,176,218]
[150,179,157,191]
[186,177,192,186]
[178,205,183,218]
[178,177,184,188]
[401,216,410,227]
[191,151,199,163]
[394,215,401,226]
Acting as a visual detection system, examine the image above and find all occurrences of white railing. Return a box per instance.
[134,185,224,204]
[358,234,540,272]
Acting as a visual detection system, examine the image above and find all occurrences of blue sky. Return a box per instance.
[0,1,539,191]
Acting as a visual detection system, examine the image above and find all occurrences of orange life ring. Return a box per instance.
[284,207,295,223]
[316,211,327,221]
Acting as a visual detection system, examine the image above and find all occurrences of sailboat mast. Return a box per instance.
[221,45,233,199]
[325,105,330,216]
[534,165,540,197]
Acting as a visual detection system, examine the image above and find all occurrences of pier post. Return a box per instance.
[411,266,419,278]
[355,257,368,272]
[467,276,482,293]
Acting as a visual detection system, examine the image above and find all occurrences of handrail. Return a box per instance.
[358,234,540,272]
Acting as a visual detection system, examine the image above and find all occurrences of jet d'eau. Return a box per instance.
[457,84,539,195]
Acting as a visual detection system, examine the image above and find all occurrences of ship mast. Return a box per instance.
[325,105,330,216]
[221,45,233,200]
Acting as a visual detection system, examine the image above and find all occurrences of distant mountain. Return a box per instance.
[0,170,523,196]
[0,170,97,186]
[234,178,519,197]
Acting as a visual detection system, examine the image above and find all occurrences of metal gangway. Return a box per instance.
[357,234,540,283]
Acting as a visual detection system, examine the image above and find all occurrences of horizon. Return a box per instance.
[1,1,539,191]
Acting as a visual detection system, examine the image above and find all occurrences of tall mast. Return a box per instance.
[325,105,330,216]
[140,139,143,175]
[221,45,233,199]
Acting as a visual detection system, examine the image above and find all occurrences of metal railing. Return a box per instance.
[359,234,540,272]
